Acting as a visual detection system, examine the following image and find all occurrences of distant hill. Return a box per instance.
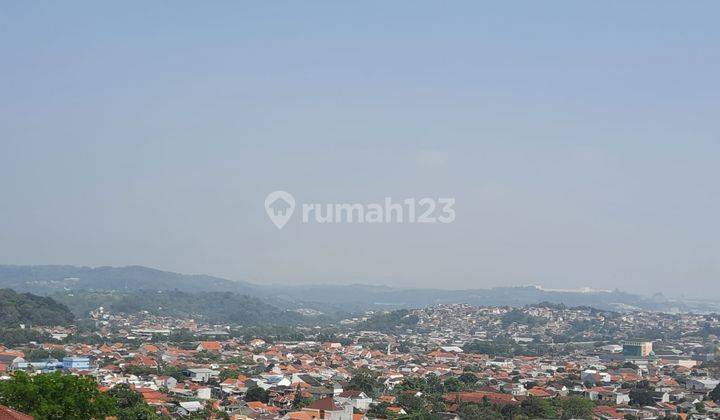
[0,265,255,294]
[260,283,686,313]
[2,264,717,313]
[53,290,304,325]
[0,288,74,326]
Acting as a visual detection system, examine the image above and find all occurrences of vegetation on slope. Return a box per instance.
[54,290,303,325]
[0,288,74,326]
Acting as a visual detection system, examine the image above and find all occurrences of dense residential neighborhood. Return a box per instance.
[2,303,720,419]
[4,0,718,417]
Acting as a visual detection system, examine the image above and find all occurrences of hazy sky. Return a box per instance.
[1,2,719,297]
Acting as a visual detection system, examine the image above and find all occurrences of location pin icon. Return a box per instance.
[265,191,295,229]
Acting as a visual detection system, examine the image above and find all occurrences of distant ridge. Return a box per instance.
[0,264,255,294]
[528,285,613,294]
[0,288,74,327]
[1,264,718,313]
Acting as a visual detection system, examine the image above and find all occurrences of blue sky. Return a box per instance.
[1,1,719,297]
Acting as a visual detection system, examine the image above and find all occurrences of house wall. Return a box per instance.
[196,388,211,400]
[327,404,353,420]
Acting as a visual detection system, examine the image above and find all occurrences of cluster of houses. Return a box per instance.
[0,303,719,419]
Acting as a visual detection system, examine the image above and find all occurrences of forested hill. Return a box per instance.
[0,264,255,294]
[3,264,719,313]
[53,290,307,325]
[0,289,75,326]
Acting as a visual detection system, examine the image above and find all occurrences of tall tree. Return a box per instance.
[0,371,116,419]
[560,396,595,420]
[709,382,720,403]
[245,385,269,403]
[107,384,160,420]
[347,368,382,397]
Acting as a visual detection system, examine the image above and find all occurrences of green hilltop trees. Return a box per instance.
[0,371,115,419]
[0,372,159,420]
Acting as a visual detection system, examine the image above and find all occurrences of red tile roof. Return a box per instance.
[198,341,222,351]
[0,405,33,420]
[528,387,553,398]
[306,396,339,411]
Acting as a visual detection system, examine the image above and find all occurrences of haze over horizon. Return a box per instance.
[2,2,719,299]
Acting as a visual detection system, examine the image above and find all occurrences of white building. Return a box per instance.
[335,390,373,410]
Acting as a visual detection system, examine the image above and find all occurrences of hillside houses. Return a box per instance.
[2,303,720,418]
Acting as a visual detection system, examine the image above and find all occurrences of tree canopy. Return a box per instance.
[0,289,74,327]
[0,371,116,419]
[107,384,160,420]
